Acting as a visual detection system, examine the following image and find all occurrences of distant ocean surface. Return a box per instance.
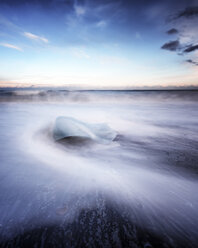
[1,89,198,103]
[0,90,198,248]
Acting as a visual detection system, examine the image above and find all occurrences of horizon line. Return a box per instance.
[0,85,198,91]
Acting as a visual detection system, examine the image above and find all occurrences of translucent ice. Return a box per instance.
[53,116,117,144]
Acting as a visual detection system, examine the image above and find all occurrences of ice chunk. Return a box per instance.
[53,116,117,144]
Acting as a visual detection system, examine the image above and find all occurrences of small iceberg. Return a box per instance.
[53,116,117,145]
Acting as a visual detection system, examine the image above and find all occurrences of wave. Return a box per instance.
[0,95,198,247]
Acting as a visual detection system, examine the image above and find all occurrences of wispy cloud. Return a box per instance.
[71,47,90,59]
[0,43,23,51]
[74,5,86,17]
[96,20,106,28]
[0,15,21,32]
[176,6,198,19]
[186,59,198,66]
[24,32,48,43]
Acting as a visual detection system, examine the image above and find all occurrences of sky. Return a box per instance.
[0,0,198,89]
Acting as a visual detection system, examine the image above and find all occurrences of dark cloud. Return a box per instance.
[161,40,180,51]
[166,28,178,35]
[162,3,198,66]
[183,44,198,53]
[176,6,198,19]
[186,59,198,66]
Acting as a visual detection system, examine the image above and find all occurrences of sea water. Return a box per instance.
[0,90,198,248]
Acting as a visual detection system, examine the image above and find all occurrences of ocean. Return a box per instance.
[0,90,198,248]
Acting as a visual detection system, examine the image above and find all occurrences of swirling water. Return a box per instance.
[0,90,198,248]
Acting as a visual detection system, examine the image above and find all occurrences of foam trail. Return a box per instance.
[0,91,198,247]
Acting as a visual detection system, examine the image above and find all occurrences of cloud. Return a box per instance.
[0,43,22,51]
[24,32,48,43]
[186,59,198,66]
[162,5,198,66]
[71,47,90,59]
[96,20,106,28]
[183,44,198,53]
[166,28,178,35]
[161,40,180,51]
[74,5,86,17]
[176,6,198,19]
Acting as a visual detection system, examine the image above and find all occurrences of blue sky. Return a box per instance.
[0,0,198,88]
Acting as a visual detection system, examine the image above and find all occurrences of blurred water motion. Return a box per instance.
[0,90,198,248]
